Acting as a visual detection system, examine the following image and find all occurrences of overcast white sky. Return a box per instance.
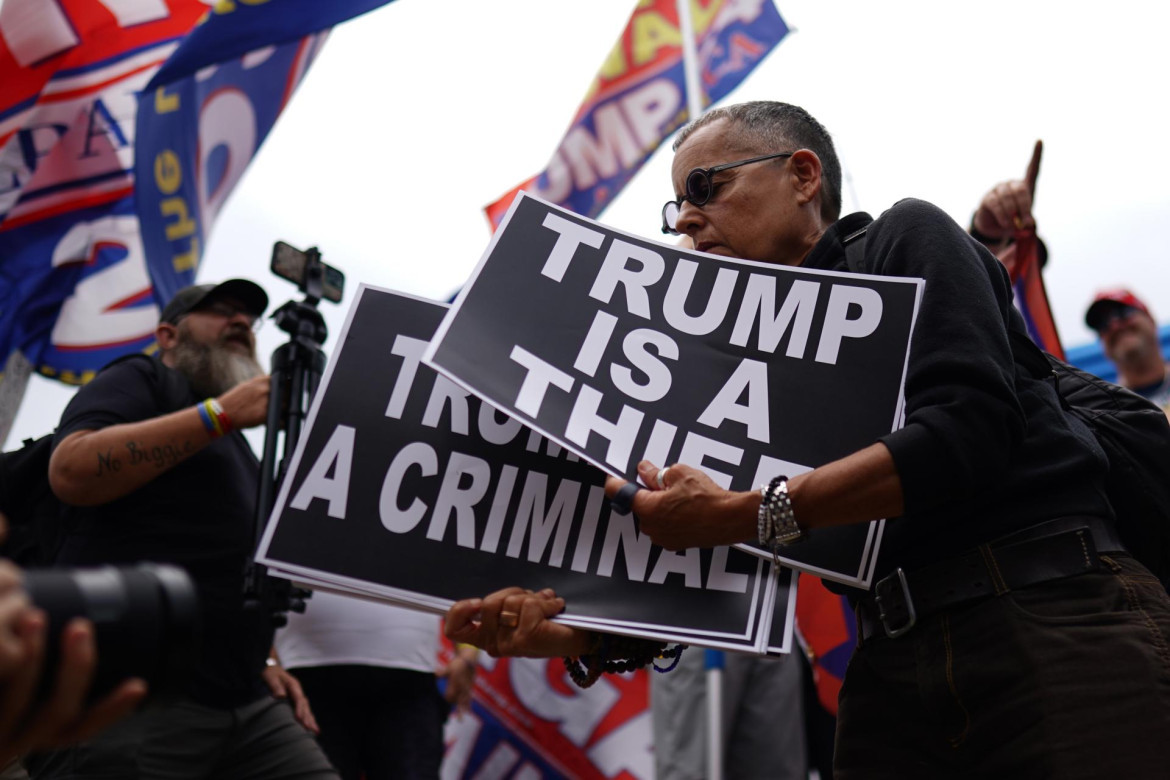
[10,0,1170,445]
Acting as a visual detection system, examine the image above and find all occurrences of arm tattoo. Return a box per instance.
[125,439,196,470]
[95,448,121,476]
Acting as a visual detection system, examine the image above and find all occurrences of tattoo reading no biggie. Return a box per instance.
[96,440,196,475]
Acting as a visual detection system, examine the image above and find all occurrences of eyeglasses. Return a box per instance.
[661,151,794,235]
[1093,305,1142,335]
[192,301,263,332]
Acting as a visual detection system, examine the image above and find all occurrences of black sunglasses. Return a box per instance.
[661,151,794,235]
[189,300,263,332]
[1093,305,1142,334]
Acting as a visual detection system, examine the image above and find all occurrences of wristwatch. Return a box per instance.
[758,477,805,548]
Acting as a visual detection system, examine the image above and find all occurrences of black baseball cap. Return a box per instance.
[159,279,268,325]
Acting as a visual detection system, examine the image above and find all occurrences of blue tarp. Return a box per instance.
[1064,324,1170,383]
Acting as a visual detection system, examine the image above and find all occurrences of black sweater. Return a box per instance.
[803,200,1111,579]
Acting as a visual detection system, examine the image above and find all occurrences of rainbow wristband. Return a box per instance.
[196,402,215,435]
[198,398,232,438]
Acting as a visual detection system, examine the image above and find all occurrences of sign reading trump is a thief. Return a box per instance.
[425,194,923,587]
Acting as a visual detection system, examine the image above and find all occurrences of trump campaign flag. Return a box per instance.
[0,0,392,400]
[484,0,789,228]
[442,647,655,780]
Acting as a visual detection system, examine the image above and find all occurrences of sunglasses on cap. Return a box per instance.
[1093,305,1143,334]
[186,301,264,332]
[661,151,794,235]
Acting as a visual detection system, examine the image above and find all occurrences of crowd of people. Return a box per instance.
[1,98,1168,779]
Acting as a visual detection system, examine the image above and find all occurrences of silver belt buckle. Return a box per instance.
[874,567,917,638]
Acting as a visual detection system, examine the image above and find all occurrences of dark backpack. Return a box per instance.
[844,227,1170,589]
[1010,331,1170,589]
[0,354,196,567]
[0,432,64,567]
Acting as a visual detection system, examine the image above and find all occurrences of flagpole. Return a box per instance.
[705,648,725,780]
[676,0,704,120]
[687,4,719,748]
[0,351,32,449]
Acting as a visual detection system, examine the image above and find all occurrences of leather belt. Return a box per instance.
[856,516,1125,641]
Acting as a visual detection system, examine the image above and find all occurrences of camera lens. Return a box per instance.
[23,563,200,704]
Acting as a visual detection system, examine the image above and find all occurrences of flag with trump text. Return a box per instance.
[484,0,789,229]
[441,643,656,780]
[0,0,392,387]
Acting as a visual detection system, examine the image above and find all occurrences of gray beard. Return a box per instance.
[169,336,263,398]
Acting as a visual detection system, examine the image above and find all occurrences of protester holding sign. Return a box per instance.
[446,101,1170,777]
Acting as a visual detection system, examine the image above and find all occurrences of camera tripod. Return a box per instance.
[243,248,334,626]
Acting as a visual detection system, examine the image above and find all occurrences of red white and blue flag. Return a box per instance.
[0,0,391,386]
[485,0,789,228]
[794,573,854,716]
[1010,228,1064,360]
[442,646,654,780]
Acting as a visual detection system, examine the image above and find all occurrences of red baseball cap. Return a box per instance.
[1085,288,1151,331]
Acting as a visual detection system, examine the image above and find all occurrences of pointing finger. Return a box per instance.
[1024,139,1042,198]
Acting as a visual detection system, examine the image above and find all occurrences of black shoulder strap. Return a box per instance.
[843,227,868,274]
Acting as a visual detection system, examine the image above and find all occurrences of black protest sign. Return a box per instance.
[425,194,923,587]
[257,286,781,649]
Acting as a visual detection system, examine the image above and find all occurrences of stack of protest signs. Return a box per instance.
[257,194,923,655]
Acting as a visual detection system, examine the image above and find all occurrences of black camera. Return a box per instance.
[23,563,200,704]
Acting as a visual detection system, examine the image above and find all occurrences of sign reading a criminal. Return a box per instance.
[259,287,782,650]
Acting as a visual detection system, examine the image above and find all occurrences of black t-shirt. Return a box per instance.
[803,201,1112,581]
[53,355,272,707]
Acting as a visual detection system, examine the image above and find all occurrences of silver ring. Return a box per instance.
[656,466,670,489]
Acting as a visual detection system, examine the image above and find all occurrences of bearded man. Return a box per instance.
[31,280,338,779]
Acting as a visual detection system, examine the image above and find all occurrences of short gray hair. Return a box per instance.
[673,101,842,222]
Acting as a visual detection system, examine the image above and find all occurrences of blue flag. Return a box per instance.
[0,0,395,386]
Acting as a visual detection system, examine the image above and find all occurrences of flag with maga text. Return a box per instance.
[484,0,788,229]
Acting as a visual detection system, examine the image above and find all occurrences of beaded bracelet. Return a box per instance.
[563,633,687,689]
